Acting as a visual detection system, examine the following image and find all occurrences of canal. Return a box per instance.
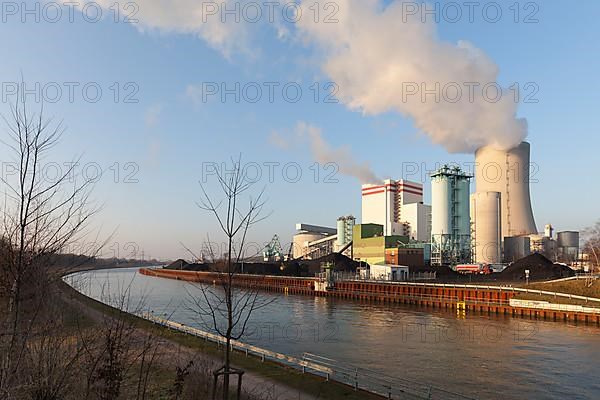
[66,267,600,400]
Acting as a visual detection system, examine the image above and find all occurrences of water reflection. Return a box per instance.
[66,268,600,400]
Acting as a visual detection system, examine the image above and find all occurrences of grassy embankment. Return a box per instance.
[513,279,600,307]
[59,279,383,400]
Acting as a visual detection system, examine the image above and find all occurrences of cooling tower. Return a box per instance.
[470,192,501,264]
[475,142,537,239]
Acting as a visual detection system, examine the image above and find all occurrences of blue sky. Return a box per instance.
[0,1,598,260]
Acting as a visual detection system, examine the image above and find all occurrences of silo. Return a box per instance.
[336,216,355,248]
[457,178,471,238]
[336,218,346,248]
[293,232,326,259]
[471,192,502,264]
[504,236,531,263]
[475,142,537,239]
[557,231,579,263]
[430,166,472,266]
[431,172,451,239]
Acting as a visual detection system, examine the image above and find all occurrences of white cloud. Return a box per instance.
[78,0,250,58]
[268,130,290,150]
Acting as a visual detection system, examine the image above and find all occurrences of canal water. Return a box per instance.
[66,267,600,400]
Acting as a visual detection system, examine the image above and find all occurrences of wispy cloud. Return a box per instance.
[144,104,163,128]
[272,121,380,184]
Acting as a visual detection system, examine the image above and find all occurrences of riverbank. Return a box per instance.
[59,275,383,400]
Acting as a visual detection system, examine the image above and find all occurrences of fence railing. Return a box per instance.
[140,312,473,399]
[509,299,600,314]
[301,353,474,400]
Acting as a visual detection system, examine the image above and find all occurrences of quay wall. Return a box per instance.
[139,268,600,324]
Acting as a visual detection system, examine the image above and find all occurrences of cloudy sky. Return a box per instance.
[0,0,598,260]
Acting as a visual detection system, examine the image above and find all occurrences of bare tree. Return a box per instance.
[583,221,600,273]
[187,157,271,400]
[0,91,99,397]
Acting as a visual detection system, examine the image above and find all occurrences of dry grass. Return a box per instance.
[514,278,600,306]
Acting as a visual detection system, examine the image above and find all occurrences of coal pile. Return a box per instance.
[164,259,209,271]
[499,253,574,281]
[297,253,363,275]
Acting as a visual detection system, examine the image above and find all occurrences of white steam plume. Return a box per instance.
[271,122,380,183]
[296,0,528,153]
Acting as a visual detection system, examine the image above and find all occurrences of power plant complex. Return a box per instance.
[291,141,582,275]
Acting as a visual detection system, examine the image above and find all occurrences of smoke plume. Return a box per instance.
[271,122,380,183]
[297,0,528,153]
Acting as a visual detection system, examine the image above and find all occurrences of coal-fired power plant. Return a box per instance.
[474,142,537,239]
[352,140,580,269]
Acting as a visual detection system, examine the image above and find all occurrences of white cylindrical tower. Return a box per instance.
[471,192,502,264]
[431,174,451,239]
[475,141,537,239]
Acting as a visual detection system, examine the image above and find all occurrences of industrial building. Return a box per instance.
[430,166,472,266]
[403,202,432,242]
[352,223,427,267]
[528,224,557,260]
[385,246,427,268]
[361,264,409,281]
[292,217,356,260]
[292,223,337,260]
[289,140,582,272]
[361,179,425,237]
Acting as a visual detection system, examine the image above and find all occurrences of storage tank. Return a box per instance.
[292,232,327,259]
[475,142,537,239]
[504,236,531,263]
[430,166,472,265]
[471,192,502,264]
[557,231,579,263]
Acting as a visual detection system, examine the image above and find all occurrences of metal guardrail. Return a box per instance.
[301,353,475,400]
[140,312,333,376]
[140,313,474,399]
[542,274,600,283]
